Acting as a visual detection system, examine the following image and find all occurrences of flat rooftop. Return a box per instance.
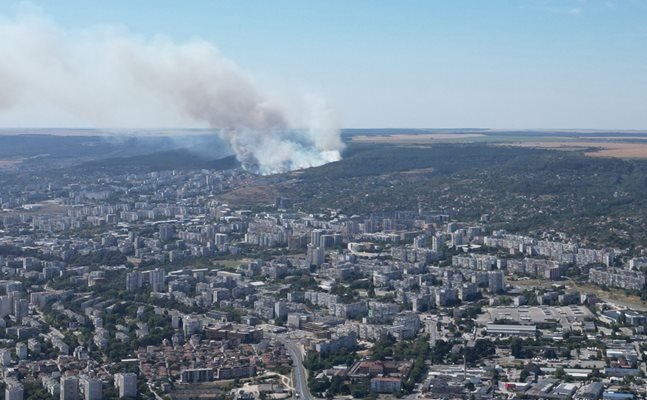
[477,305,593,328]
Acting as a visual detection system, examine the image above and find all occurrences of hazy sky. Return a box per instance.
[1,0,646,129]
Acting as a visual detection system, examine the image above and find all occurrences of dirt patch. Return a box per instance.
[217,185,279,206]
[0,159,22,168]
[400,167,435,174]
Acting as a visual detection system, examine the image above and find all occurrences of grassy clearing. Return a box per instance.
[510,278,647,311]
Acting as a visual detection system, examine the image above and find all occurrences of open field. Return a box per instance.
[351,132,486,143]
[500,141,647,159]
[581,136,647,140]
[1,200,67,215]
[213,258,251,268]
[0,160,22,168]
[510,278,647,311]
[348,131,647,159]
[564,279,647,311]
[217,184,279,206]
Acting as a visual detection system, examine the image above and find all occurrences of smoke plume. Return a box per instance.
[0,9,343,174]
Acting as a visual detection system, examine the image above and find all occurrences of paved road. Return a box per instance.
[270,334,314,400]
[147,382,164,400]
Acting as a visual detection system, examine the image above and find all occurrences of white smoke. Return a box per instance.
[0,9,343,174]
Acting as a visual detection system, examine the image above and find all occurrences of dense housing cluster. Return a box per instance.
[2,141,647,400]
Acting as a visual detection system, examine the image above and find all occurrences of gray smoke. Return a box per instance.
[0,10,343,174]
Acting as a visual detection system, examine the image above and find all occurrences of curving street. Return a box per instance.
[269,333,315,400]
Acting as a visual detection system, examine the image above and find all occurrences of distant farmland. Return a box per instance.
[348,129,647,159]
[501,141,647,159]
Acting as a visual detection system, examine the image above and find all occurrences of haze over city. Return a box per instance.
[3,2,647,400]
